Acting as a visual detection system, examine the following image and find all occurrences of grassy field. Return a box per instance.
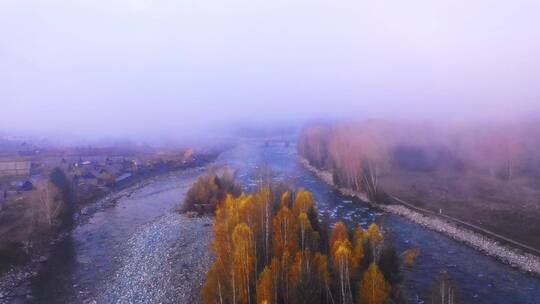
[380,170,540,250]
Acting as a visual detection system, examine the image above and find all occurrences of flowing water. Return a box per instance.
[29,142,540,303]
[221,143,540,304]
[29,169,204,303]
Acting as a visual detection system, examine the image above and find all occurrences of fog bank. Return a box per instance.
[1,0,540,141]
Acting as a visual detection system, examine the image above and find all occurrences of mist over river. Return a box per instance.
[28,142,540,304]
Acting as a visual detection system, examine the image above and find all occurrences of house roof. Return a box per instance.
[81,172,97,179]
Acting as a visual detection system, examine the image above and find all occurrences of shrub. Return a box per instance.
[182,169,241,214]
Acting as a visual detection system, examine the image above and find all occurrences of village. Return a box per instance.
[0,141,213,206]
[0,139,218,275]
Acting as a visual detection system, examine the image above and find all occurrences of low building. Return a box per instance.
[0,159,31,177]
[79,172,98,186]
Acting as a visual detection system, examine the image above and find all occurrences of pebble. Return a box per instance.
[384,204,540,275]
[94,213,213,304]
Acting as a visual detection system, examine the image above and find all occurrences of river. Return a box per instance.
[221,143,540,304]
[28,168,206,303]
[27,142,540,303]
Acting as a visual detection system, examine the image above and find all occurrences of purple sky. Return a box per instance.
[1,0,540,140]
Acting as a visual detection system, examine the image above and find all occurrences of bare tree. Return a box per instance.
[430,271,459,304]
[35,181,62,226]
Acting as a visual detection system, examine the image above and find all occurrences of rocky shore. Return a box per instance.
[0,263,37,303]
[0,167,208,304]
[384,205,540,274]
[299,157,540,276]
[94,213,213,304]
[0,180,149,304]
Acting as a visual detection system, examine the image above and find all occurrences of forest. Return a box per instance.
[202,187,419,304]
[297,120,540,249]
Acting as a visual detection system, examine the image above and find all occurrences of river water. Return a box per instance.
[29,169,204,303]
[28,142,540,303]
[220,143,540,304]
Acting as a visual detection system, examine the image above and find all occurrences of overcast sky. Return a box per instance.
[1,0,540,140]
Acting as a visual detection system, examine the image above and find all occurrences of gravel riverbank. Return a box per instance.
[299,157,540,276]
[93,213,213,304]
[0,180,156,304]
[384,205,540,274]
[1,167,213,304]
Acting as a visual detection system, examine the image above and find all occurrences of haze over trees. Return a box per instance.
[298,120,540,249]
[202,187,417,304]
[299,120,540,189]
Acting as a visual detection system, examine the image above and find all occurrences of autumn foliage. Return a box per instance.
[182,169,241,214]
[203,187,411,304]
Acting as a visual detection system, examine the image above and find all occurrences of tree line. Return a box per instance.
[202,187,418,304]
[297,120,540,202]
